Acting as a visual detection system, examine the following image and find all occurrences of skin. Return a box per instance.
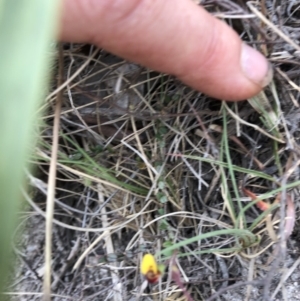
[59,0,271,101]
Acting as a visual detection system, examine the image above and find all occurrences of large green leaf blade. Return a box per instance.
[0,0,58,295]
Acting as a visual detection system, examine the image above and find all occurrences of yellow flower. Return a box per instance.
[140,254,161,283]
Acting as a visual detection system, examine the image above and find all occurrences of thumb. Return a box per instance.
[60,0,272,101]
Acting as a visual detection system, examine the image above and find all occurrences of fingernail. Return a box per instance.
[241,43,273,88]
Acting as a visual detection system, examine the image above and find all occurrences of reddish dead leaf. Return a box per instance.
[243,189,295,239]
[242,187,271,211]
[170,257,194,301]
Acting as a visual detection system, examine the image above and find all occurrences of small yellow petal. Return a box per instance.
[140,254,158,275]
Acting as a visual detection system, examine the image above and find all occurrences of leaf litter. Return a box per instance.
[7,1,300,300]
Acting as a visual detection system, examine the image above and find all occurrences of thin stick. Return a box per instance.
[45,48,98,101]
[271,256,300,299]
[98,184,123,301]
[224,102,284,143]
[206,280,263,301]
[275,67,300,107]
[43,44,63,301]
[247,2,300,52]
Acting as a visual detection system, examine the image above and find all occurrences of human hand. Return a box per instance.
[60,0,272,101]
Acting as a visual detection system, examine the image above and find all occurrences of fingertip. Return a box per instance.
[169,11,272,101]
[240,43,273,89]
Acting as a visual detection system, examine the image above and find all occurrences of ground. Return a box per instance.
[6,0,300,300]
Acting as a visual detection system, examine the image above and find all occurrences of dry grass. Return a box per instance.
[7,1,300,300]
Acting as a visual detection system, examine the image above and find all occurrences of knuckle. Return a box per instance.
[197,21,224,72]
[99,0,147,23]
[177,20,224,83]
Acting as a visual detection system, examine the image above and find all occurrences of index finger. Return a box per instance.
[59,0,272,100]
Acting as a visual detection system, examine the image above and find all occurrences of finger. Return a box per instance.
[59,0,272,100]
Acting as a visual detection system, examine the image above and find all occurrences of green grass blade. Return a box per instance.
[157,229,258,257]
[180,155,275,182]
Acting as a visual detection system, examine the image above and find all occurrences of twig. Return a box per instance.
[224,102,284,143]
[43,44,63,301]
[51,237,81,290]
[247,2,300,52]
[271,256,300,299]
[275,68,300,107]
[206,280,263,301]
[97,184,123,301]
[45,48,98,101]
